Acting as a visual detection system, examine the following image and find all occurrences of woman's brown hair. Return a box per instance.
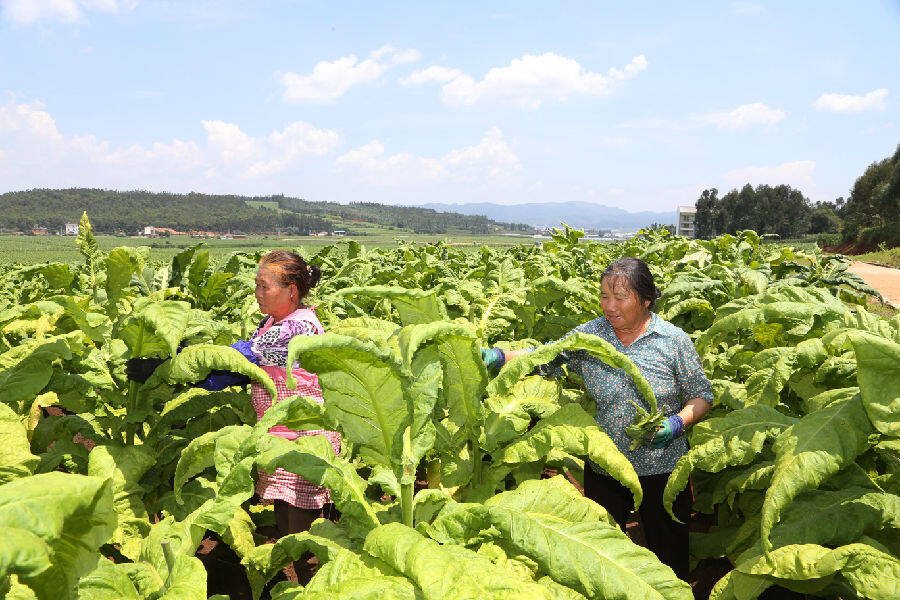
[259,250,321,302]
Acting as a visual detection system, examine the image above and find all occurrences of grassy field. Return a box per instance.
[853,247,900,267]
[0,232,542,266]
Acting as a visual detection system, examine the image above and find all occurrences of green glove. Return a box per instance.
[480,347,506,371]
[648,415,685,449]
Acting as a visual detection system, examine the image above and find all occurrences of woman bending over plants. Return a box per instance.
[127,250,339,582]
[482,256,713,578]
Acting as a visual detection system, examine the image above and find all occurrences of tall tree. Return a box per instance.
[694,188,720,238]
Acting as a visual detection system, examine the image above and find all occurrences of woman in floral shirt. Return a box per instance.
[127,250,339,582]
[483,257,713,579]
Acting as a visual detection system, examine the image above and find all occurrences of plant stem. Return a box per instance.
[400,481,414,528]
[160,540,176,593]
[471,442,483,488]
[125,380,139,446]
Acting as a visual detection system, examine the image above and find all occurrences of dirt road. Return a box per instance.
[848,261,900,307]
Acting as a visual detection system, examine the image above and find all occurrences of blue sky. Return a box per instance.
[1,1,897,212]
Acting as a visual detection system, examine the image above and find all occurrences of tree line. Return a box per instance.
[693,143,899,246]
[0,189,529,236]
[835,144,900,248]
[273,195,531,235]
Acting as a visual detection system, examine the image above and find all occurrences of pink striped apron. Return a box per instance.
[251,307,341,509]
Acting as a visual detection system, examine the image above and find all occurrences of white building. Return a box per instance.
[64,222,79,235]
[675,206,696,238]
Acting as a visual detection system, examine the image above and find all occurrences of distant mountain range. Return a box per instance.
[417,201,675,231]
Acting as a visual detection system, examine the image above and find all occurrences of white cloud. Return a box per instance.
[202,119,340,177]
[2,0,138,24]
[813,88,888,113]
[335,127,521,185]
[280,45,421,103]
[405,53,647,110]
[0,98,203,184]
[722,160,816,191]
[202,120,259,164]
[699,102,786,130]
[0,97,338,191]
[247,121,341,176]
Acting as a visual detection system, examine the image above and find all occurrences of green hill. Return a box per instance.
[0,189,532,235]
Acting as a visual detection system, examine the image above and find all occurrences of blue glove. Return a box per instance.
[649,415,685,449]
[125,357,167,383]
[481,347,506,371]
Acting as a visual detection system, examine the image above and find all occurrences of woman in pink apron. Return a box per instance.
[126,250,340,549]
[245,250,341,534]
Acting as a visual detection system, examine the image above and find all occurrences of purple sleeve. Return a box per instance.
[230,339,260,365]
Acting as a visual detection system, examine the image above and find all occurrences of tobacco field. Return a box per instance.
[1,213,899,600]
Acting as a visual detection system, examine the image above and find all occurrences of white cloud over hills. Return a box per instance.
[0,96,522,201]
[403,53,648,109]
[0,97,340,188]
[335,127,521,185]
[280,45,421,103]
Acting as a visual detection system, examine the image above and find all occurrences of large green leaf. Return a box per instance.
[489,332,664,449]
[196,272,234,310]
[242,531,346,600]
[736,543,900,600]
[256,434,381,534]
[75,547,208,600]
[488,333,657,412]
[743,347,796,407]
[760,394,872,553]
[104,247,145,314]
[364,522,555,600]
[495,403,642,510]
[426,477,691,600]
[336,286,448,325]
[398,322,486,443]
[0,333,81,413]
[146,388,256,444]
[285,333,410,467]
[482,375,562,451]
[173,425,249,503]
[276,558,419,600]
[118,299,192,358]
[849,331,900,436]
[0,403,39,485]
[0,527,50,582]
[87,445,156,559]
[0,473,116,600]
[758,487,900,552]
[484,475,615,526]
[402,344,441,484]
[663,405,796,519]
[159,344,277,400]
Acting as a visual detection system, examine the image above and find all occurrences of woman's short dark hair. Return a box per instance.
[259,250,321,301]
[601,257,661,311]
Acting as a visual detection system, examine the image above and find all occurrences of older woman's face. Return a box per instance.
[601,276,651,330]
[255,265,298,320]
